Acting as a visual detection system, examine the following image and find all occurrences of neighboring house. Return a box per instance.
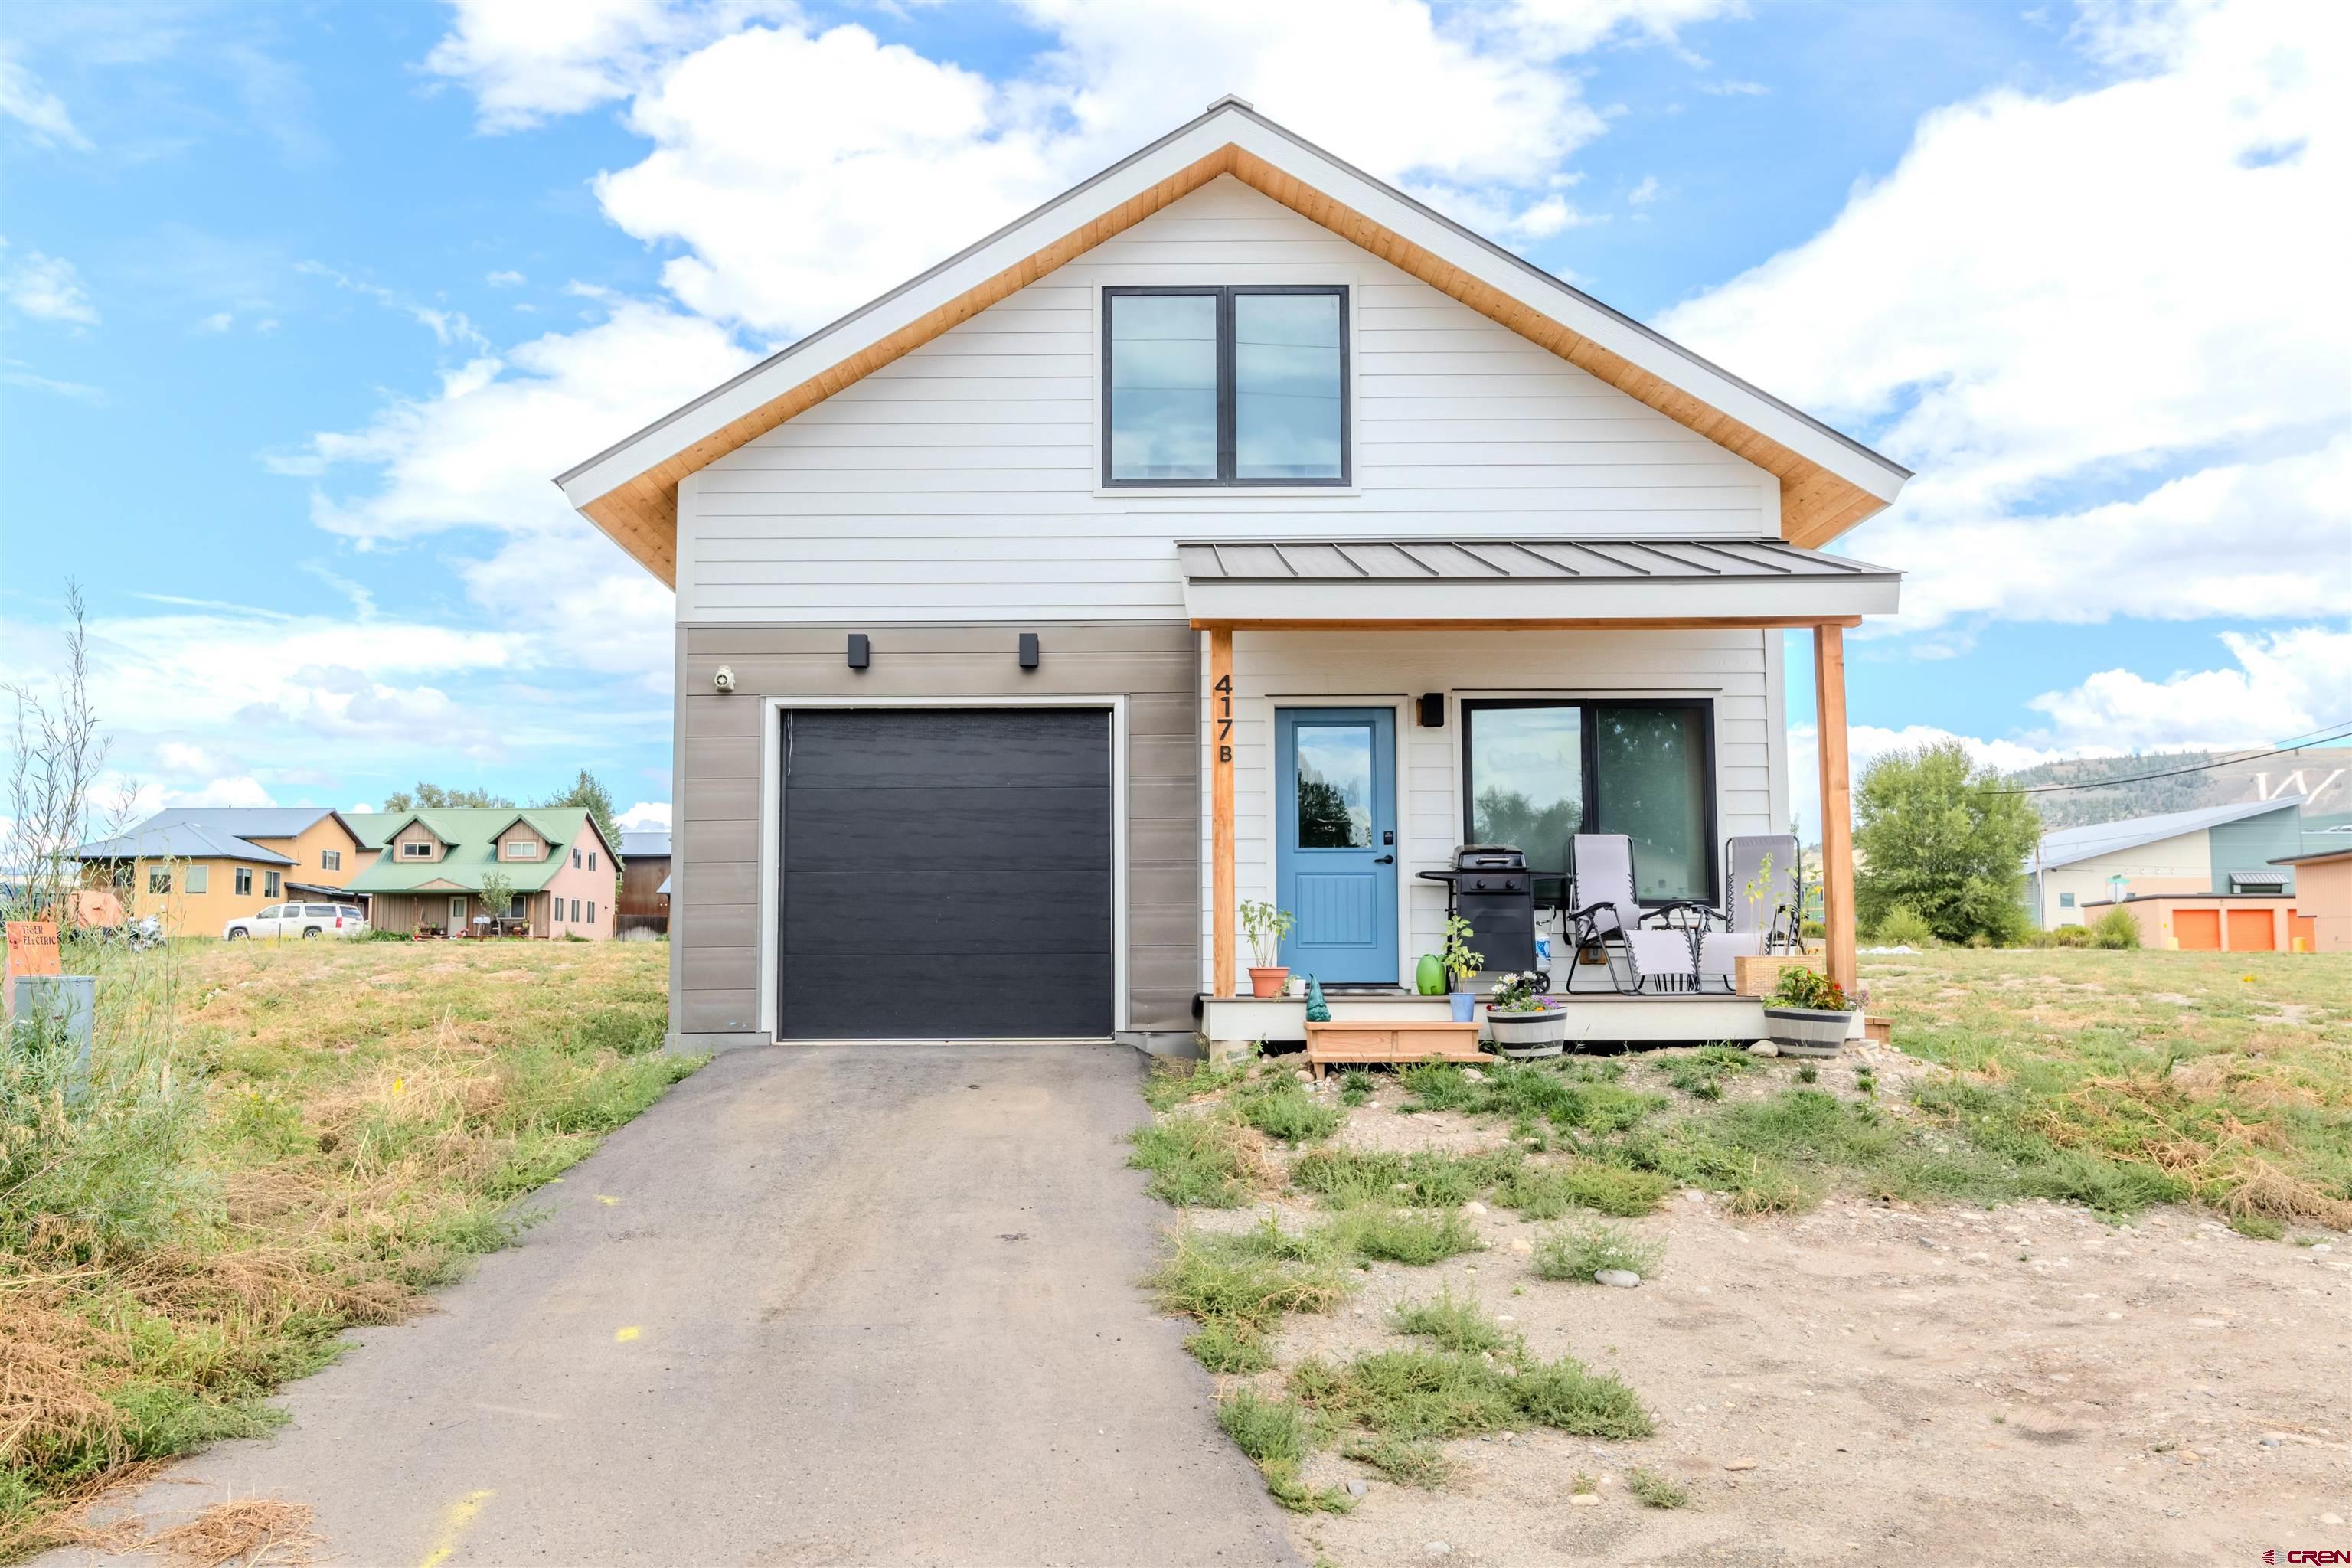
[343,808,618,939]
[74,807,367,933]
[2024,798,2308,929]
[555,97,1909,1050]
[617,830,671,934]
[2267,845,2352,953]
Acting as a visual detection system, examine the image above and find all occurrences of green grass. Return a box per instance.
[1493,1158,1671,1219]
[1341,1433,1451,1487]
[1,939,696,1555]
[1126,1115,1263,1207]
[1396,1061,1665,1135]
[1236,1076,1344,1145]
[1339,1070,1376,1107]
[1142,1054,1255,1113]
[1338,1208,1484,1266]
[1217,1390,1355,1515]
[1143,1227,1353,1335]
[1184,1319,1273,1374]
[1292,1345,1651,1443]
[1390,1289,1516,1354]
[1628,1466,1692,1508]
[1530,1220,1664,1283]
[1289,1146,1521,1209]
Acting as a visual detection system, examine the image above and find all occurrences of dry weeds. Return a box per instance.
[146,1498,319,1567]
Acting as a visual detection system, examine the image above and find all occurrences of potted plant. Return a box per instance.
[1484,970,1565,1058]
[1763,965,1854,1057]
[1239,900,1295,999]
[1439,914,1484,1023]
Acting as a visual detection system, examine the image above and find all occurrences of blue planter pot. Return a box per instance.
[1449,991,1476,1023]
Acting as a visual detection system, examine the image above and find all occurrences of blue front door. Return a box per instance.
[1276,707,1399,985]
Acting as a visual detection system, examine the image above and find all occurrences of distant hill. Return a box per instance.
[2007,746,2352,829]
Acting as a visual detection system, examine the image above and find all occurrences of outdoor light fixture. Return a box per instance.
[847,633,871,670]
[1018,632,1040,670]
[712,665,736,693]
[1417,692,1446,727]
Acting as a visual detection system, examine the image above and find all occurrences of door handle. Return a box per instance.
[1374,854,1395,864]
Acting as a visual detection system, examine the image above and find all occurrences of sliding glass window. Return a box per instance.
[1461,700,1717,903]
[1103,286,1348,485]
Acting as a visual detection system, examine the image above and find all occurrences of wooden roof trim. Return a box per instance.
[575,142,1893,584]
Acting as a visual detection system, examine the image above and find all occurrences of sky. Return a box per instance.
[2,0,2346,841]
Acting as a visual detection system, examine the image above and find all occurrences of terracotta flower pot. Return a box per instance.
[1248,966,1291,999]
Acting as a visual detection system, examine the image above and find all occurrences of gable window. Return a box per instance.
[401,840,433,858]
[505,838,538,859]
[587,851,597,871]
[1102,286,1348,486]
[1460,699,1717,903]
[321,849,341,871]
[236,867,253,896]
[265,871,281,898]
[185,864,210,894]
[573,848,582,869]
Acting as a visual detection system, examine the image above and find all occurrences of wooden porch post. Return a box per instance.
[1209,628,1236,998]
[1813,623,1857,997]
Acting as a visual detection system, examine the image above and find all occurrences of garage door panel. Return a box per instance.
[2174,908,2220,950]
[784,869,1109,953]
[2226,908,2275,951]
[783,710,1108,789]
[779,707,1114,1039]
[783,786,1111,870]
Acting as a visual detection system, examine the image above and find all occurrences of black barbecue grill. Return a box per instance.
[1417,844,1547,986]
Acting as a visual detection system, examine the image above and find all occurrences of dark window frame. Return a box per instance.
[1459,697,1720,906]
[1100,284,1351,488]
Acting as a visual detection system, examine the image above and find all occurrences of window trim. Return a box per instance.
[1100,284,1351,488]
[1458,697,1720,906]
[185,864,210,894]
[265,871,282,898]
[235,867,253,896]
[321,849,341,871]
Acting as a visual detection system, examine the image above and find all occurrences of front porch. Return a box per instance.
[1191,537,1877,1047]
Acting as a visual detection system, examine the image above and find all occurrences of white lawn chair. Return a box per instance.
[1691,834,1802,992]
[1566,834,1700,994]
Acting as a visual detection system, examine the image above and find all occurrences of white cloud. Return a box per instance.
[2,243,99,323]
[1626,174,1661,204]
[1657,0,2351,631]
[578,0,1727,335]
[2,359,103,402]
[485,268,526,286]
[1697,77,1766,96]
[616,801,671,831]
[1497,0,1745,55]
[0,51,90,149]
[194,310,234,333]
[426,0,794,131]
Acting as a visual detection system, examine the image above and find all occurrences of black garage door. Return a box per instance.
[779,707,1114,1039]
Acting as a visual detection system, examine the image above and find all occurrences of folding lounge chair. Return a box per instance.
[1690,833,1802,993]
[1566,834,1700,995]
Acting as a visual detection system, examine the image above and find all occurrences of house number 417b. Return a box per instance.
[1214,674,1233,764]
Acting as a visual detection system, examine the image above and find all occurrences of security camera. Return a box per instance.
[713,665,737,693]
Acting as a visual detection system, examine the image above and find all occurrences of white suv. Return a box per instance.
[224,903,369,940]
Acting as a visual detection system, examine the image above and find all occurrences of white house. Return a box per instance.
[557,97,1909,1054]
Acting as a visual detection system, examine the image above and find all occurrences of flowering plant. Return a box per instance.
[1486,971,1555,1014]
[1769,966,1852,1012]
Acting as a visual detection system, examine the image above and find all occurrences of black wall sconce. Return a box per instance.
[1018,632,1040,671]
[847,633,871,671]
[1416,692,1446,727]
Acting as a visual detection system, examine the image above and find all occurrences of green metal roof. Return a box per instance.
[344,806,602,895]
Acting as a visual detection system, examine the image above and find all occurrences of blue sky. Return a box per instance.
[2,0,2344,836]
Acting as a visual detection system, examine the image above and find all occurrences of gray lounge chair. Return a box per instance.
[1690,833,1802,992]
[1566,834,1700,994]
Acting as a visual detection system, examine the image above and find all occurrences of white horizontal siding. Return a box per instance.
[1197,627,1778,991]
[687,175,1779,622]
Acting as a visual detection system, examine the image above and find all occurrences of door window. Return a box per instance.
[1294,724,1374,848]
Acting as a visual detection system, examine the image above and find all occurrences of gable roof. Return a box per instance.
[619,830,670,859]
[2028,797,2307,872]
[74,806,358,865]
[556,96,1910,586]
[344,806,609,896]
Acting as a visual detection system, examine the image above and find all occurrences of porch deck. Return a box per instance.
[1199,987,1781,1047]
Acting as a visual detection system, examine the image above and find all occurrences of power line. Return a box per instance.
[1987,724,2352,795]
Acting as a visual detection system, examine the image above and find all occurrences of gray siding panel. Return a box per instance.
[675,620,1199,1037]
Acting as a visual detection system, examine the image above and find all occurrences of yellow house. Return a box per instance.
[75,808,368,934]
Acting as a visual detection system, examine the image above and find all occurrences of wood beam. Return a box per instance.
[1814,623,1857,1000]
[1209,628,1236,999]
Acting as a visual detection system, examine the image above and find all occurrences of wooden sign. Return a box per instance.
[5,920,62,980]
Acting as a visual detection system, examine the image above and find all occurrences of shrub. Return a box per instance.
[1510,1355,1654,1437]
[1493,1159,1669,1219]
[1869,906,1936,949]
[1236,1078,1342,1145]
[1628,1466,1691,1508]
[1339,1208,1483,1266]
[1530,1220,1664,1283]
[1390,1290,1515,1354]
[2087,906,2143,949]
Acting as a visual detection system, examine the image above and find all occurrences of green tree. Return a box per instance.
[479,868,515,923]
[1852,740,2040,945]
[541,769,622,867]
[383,782,512,812]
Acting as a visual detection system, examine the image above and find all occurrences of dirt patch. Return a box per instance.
[1272,1188,2349,1568]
